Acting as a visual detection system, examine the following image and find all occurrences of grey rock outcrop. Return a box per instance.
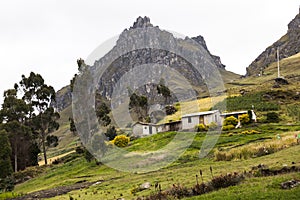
[192,35,225,69]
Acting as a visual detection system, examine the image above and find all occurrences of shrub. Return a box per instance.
[240,130,261,135]
[223,116,238,126]
[75,146,84,154]
[0,176,15,192]
[46,135,59,147]
[195,124,208,132]
[247,110,253,122]
[165,105,177,115]
[207,122,218,130]
[105,126,117,141]
[239,114,250,125]
[210,173,244,189]
[222,125,235,131]
[84,148,95,162]
[266,112,280,123]
[113,135,130,147]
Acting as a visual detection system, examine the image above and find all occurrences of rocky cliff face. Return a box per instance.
[246,9,300,76]
[96,16,227,99]
[53,16,233,111]
[192,35,226,69]
[51,86,72,112]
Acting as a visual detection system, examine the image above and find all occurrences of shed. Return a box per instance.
[220,111,248,124]
[157,120,182,133]
[132,122,159,137]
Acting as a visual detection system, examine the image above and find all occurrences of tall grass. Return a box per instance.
[215,134,298,161]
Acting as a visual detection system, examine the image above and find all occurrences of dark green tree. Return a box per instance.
[105,126,117,141]
[0,89,30,122]
[0,89,36,172]
[96,102,111,126]
[69,117,77,135]
[46,135,59,147]
[0,130,14,192]
[157,79,171,104]
[18,72,60,165]
[1,121,32,172]
[129,92,148,122]
[266,112,280,123]
[165,105,177,115]
[31,107,60,165]
[247,110,253,122]
[0,130,13,178]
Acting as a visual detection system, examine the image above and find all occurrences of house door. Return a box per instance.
[199,116,204,124]
[149,126,153,134]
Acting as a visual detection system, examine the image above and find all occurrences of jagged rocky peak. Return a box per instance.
[192,35,226,69]
[130,16,153,29]
[52,16,233,111]
[191,35,208,52]
[287,8,300,36]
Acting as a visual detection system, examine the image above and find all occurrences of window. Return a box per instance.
[188,117,192,123]
[144,126,147,129]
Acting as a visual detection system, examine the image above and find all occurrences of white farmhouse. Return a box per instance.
[181,110,221,130]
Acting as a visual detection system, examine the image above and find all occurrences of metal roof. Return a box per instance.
[220,111,248,116]
[181,110,219,118]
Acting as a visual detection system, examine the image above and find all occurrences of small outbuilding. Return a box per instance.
[181,110,221,130]
[132,122,160,137]
[157,120,182,133]
[220,111,248,124]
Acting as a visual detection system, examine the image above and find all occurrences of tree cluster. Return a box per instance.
[0,72,60,190]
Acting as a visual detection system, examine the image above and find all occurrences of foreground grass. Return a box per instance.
[185,172,300,200]
[8,127,300,200]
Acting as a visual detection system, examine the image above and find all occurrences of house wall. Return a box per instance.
[142,125,157,135]
[132,124,157,136]
[204,112,222,126]
[158,122,182,133]
[182,111,222,130]
[132,124,143,136]
[182,116,199,130]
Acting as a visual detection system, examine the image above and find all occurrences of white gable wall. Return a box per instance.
[142,125,157,135]
[204,112,222,126]
[182,116,199,130]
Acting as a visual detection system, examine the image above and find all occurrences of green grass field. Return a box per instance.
[3,123,299,200]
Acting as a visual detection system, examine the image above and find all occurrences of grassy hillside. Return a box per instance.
[3,123,300,199]
[228,52,300,95]
[44,105,79,160]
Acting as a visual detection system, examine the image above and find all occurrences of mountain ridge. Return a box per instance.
[52,16,239,111]
[246,9,300,76]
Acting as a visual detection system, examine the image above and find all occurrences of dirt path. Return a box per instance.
[38,150,75,166]
[10,180,101,200]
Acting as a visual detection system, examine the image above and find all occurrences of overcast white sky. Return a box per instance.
[0,0,299,104]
